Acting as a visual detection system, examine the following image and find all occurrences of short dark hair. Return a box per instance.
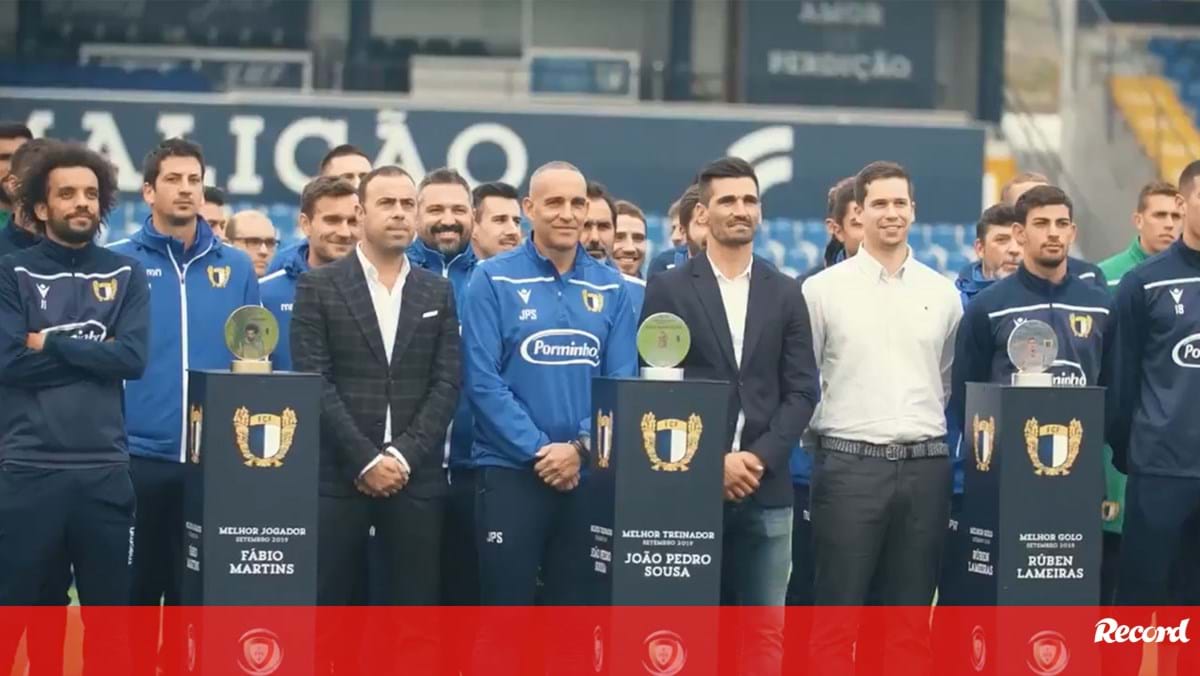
[1137,180,1180,212]
[975,203,1018,242]
[1014,184,1073,224]
[826,176,856,223]
[472,181,519,211]
[300,176,357,218]
[203,186,227,207]
[358,165,414,205]
[678,184,701,231]
[854,161,912,205]
[696,157,758,205]
[418,167,471,198]
[0,122,33,142]
[18,142,118,233]
[143,137,205,186]
[1178,161,1200,199]
[319,144,369,173]
[1000,171,1049,204]
[10,138,59,178]
[615,199,646,224]
[586,180,617,223]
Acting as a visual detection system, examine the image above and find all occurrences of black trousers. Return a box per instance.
[128,456,184,676]
[316,489,444,672]
[440,468,479,675]
[0,464,135,675]
[808,450,951,676]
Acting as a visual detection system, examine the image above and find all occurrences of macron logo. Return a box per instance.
[1094,618,1190,644]
[727,125,794,196]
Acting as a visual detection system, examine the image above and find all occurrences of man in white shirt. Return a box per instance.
[291,165,460,671]
[801,161,963,676]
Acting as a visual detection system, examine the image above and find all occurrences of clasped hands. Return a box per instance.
[725,451,764,501]
[356,454,409,498]
[535,442,581,492]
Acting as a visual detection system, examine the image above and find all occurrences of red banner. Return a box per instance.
[3,606,1197,675]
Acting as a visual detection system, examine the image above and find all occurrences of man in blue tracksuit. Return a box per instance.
[260,176,359,371]
[581,179,646,316]
[464,162,637,669]
[107,138,258,676]
[1109,160,1200,608]
[0,143,148,672]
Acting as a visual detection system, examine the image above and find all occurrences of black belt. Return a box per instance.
[819,436,949,461]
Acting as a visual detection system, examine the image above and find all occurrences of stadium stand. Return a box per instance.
[1110,73,1200,183]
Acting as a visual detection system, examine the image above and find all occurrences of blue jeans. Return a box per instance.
[721,501,793,676]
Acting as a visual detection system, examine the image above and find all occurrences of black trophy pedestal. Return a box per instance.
[180,369,320,676]
[583,377,730,676]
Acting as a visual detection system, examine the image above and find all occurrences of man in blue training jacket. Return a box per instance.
[581,179,646,315]
[647,184,704,280]
[108,138,259,676]
[260,176,359,371]
[0,143,149,672]
[464,161,637,671]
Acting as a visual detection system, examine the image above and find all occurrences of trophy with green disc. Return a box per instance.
[636,312,690,380]
[224,305,279,374]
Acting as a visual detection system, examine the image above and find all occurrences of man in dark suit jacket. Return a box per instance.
[641,158,820,676]
[291,165,459,668]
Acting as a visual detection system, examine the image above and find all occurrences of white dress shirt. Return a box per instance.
[801,244,962,445]
[355,243,413,478]
[710,253,752,450]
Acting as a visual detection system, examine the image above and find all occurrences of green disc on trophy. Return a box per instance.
[225,305,278,373]
[637,312,691,369]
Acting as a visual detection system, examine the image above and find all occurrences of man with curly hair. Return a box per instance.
[0,142,149,670]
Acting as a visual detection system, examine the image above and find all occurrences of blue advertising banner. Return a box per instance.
[742,0,939,109]
[0,89,982,275]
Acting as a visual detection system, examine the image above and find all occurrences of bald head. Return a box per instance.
[227,210,278,277]
[524,161,588,255]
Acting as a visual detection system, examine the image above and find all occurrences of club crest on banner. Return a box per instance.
[234,407,298,468]
[237,628,283,675]
[973,414,995,472]
[582,289,604,313]
[1026,630,1069,676]
[1068,313,1093,339]
[92,278,118,302]
[641,412,702,472]
[1024,418,1082,476]
[642,629,686,676]
[189,405,203,464]
[596,409,614,469]
[208,265,231,288]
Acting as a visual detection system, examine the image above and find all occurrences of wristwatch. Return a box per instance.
[571,438,591,464]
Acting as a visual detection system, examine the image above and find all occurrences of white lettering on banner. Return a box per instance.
[1095,618,1191,644]
[446,122,528,189]
[375,110,427,181]
[25,110,54,139]
[767,50,914,82]
[228,115,265,194]
[798,1,885,26]
[82,111,140,192]
[157,114,195,142]
[275,116,347,193]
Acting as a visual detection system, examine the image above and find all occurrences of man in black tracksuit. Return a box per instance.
[0,144,149,672]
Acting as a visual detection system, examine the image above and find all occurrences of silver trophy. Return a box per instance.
[637,312,690,381]
[1006,319,1058,387]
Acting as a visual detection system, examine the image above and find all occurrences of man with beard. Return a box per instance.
[647,184,705,279]
[470,181,522,259]
[0,143,149,673]
[1001,171,1108,288]
[0,138,58,259]
[0,122,32,231]
[582,180,645,314]
[955,203,1022,305]
[613,200,648,277]
[199,186,230,241]
[641,157,819,676]
[108,138,259,676]
[260,176,359,371]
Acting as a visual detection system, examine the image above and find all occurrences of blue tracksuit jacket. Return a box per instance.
[461,239,638,470]
[108,217,260,463]
[258,242,309,371]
